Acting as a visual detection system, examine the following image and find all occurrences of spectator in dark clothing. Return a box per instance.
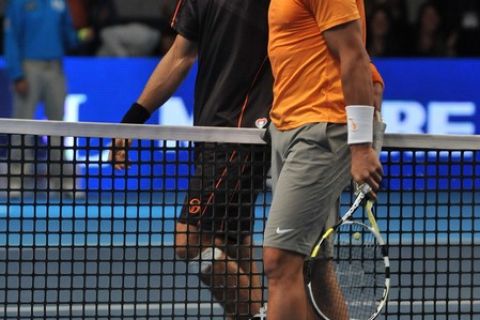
[96,22,161,57]
[366,0,408,30]
[92,0,173,57]
[73,0,117,55]
[67,0,94,55]
[453,2,480,56]
[367,5,406,57]
[68,0,89,29]
[409,1,449,57]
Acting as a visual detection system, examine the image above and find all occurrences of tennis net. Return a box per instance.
[0,118,479,320]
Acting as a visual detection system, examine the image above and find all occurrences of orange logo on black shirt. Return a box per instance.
[189,198,201,215]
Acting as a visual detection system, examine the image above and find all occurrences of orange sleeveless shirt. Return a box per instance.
[268,0,368,130]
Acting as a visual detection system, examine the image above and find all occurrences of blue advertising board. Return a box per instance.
[0,58,479,191]
[1,58,478,248]
[379,59,479,135]
[0,57,479,133]
[0,57,196,125]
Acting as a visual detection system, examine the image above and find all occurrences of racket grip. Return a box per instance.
[357,183,372,195]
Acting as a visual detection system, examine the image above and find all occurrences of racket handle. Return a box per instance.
[356,183,372,196]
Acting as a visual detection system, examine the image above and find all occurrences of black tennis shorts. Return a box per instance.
[178,143,269,242]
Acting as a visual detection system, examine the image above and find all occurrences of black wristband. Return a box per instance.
[121,102,151,124]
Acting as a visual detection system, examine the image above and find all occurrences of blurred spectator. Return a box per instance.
[4,0,478,58]
[92,0,173,57]
[370,0,409,31]
[88,0,117,31]
[66,0,94,55]
[72,0,117,55]
[4,0,79,120]
[453,2,480,56]
[96,23,161,57]
[408,1,450,57]
[67,0,89,29]
[367,5,406,57]
[3,0,84,197]
[387,0,409,30]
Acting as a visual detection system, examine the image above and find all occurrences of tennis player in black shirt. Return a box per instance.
[109,1,272,318]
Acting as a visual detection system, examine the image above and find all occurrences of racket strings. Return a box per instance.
[333,223,386,319]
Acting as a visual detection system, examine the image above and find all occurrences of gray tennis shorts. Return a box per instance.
[263,121,385,256]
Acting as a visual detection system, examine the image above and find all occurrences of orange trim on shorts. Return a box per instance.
[220,153,251,232]
[192,149,253,234]
[188,198,201,215]
[199,150,238,218]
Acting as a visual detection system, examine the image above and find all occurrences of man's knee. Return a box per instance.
[174,233,199,260]
[174,244,190,261]
[263,247,304,281]
[174,222,201,260]
[188,247,225,274]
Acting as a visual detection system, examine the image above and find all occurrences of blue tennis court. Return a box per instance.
[1,190,479,319]
[1,191,478,246]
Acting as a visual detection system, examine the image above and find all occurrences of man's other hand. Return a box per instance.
[14,79,28,96]
[350,144,383,199]
[108,138,132,170]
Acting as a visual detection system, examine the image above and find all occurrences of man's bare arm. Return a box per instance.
[137,34,198,113]
[324,20,373,106]
[323,20,383,195]
[109,35,197,169]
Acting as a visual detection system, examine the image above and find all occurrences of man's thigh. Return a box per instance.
[264,123,351,256]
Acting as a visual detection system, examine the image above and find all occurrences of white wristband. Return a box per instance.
[346,105,374,145]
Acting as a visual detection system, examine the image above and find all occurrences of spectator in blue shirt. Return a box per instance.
[4,0,83,198]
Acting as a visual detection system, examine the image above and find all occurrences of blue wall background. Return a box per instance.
[0,57,196,125]
[0,58,479,191]
[379,59,479,135]
[0,58,479,134]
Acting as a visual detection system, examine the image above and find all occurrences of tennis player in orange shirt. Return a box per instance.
[263,0,385,318]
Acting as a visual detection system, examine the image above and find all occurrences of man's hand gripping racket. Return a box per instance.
[306,183,390,320]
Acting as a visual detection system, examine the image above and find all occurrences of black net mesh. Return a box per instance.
[0,122,478,319]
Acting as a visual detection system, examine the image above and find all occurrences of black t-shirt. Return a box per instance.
[172,0,272,128]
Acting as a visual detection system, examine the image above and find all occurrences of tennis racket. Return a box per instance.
[305,183,390,320]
